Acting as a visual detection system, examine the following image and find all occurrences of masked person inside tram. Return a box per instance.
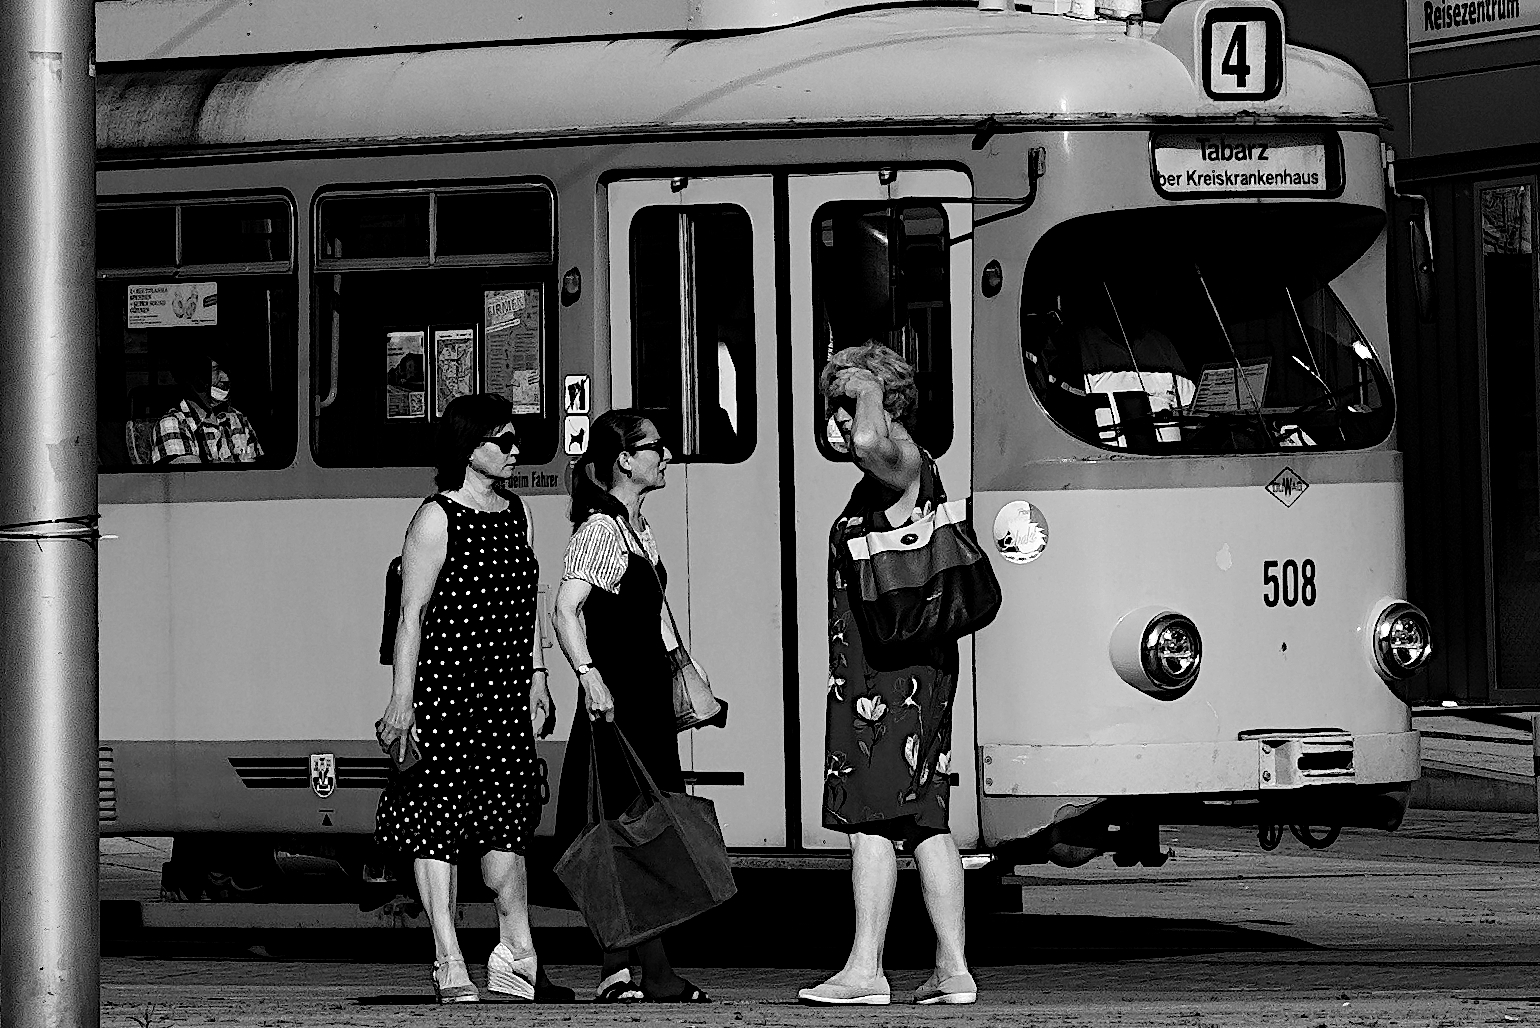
[149,341,264,464]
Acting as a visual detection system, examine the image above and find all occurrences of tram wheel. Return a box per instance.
[1288,824,1341,850]
[1257,823,1283,851]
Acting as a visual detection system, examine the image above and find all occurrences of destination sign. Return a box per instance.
[1151,133,1336,198]
[1409,0,1540,49]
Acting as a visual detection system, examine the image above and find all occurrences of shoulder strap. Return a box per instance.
[617,515,684,651]
[919,451,946,506]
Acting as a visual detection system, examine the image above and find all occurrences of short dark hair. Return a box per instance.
[435,393,515,491]
[817,342,919,431]
[568,408,653,527]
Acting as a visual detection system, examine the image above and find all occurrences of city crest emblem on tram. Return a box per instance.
[309,753,337,798]
[1266,467,1309,508]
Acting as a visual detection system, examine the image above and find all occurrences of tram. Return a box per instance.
[94,0,1431,890]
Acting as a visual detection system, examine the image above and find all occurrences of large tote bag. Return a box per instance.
[843,460,1002,649]
[554,725,737,950]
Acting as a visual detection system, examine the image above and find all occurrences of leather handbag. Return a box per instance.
[843,461,1002,649]
[554,724,737,950]
[619,518,728,732]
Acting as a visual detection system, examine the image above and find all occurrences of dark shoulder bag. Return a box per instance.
[379,495,452,664]
[843,458,1002,649]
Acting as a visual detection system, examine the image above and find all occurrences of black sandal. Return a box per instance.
[644,979,712,1003]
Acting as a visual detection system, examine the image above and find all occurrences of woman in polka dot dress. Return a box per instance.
[375,393,555,1004]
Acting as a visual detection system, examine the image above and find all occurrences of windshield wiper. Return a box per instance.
[1284,286,1347,443]
[1194,263,1272,446]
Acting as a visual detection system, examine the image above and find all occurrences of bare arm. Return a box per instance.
[835,368,922,492]
[554,577,615,721]
[522,498,554,736]
[379,502,448,744]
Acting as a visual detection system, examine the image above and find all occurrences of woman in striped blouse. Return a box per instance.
[551,409,710,1004]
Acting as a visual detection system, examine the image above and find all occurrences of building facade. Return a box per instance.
[1257,0,1540,705]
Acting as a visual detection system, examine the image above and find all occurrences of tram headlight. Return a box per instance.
[1371,601,1432,682]
[1143,614,1202,690]
[1109,606,1202,699]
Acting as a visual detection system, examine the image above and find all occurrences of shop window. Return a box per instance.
[96,196,297,470]
[810,202,952,460]
[628,205,756,462]
[312,184,557,468]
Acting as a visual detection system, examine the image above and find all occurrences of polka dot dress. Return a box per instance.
[375,494,541,862]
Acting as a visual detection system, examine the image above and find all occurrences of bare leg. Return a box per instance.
[637,937,688,997]
[480,850,533,954]
[913,832,969,982]
[414,857,462,963]
[827,831,897,985]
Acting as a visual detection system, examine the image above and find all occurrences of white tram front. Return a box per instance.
[93,0,1427,888]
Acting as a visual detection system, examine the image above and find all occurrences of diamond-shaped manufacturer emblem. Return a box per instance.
[1266,467,1309,507]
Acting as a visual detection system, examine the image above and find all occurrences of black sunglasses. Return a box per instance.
[481,432,518,454]
[629,440,668,456]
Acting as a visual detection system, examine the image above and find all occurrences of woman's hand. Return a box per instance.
[530,673,555,738]
[377,692,418,752]
[582,669,616,722]
[832,366,884,403]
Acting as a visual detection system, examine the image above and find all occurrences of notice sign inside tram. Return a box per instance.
[384,329,427,420]
[483,288,542,415]
[127,282,218,328]
[1152,133,1336,197]
[1189,360,1271,416]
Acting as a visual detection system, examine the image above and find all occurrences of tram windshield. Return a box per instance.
[1021,204,1393,455]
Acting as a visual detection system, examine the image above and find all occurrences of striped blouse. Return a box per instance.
[561,513,660,594]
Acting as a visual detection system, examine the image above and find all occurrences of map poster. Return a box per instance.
[483,287,542,415]
[1189,360,1271,415]
[127,282,218,328]
[431,327,478,419]
[385,329,427,420]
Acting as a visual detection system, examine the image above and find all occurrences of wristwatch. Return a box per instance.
[575,663,596,677]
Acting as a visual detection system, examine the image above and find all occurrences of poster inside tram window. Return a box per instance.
[384,329,427,419]
[483,287,542,415]
[127,282,218,328]
[431,326,478,419]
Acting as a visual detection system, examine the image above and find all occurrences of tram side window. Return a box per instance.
[628,205,756,463]
[1020,205,1394,455]
[811,202,952,460]
[312,186,557,468]
[96,198,297,469]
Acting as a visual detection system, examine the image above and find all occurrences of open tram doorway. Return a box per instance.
[605,170,976,851]
[787,170,977,851]
[1477,178,1540,700]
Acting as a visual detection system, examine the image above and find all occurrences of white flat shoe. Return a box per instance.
[797,975,891,1005]
[913,971,977,1005]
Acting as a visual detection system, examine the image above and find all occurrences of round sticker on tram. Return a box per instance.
[993,501,1049,564]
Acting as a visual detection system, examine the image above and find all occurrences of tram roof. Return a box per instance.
[96,4,1379,156]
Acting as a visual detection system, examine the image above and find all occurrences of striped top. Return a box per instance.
[562,513,659,594]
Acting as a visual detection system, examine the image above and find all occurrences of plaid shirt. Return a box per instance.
[149,399,264,464]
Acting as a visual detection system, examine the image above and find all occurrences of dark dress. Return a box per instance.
[374,494,543,862]
[554,517,684,855]
[824,458,959,844]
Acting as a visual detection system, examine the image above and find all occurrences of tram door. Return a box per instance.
[1478,178,1540,697]
[607,177,787,845]
[787,171,978,849]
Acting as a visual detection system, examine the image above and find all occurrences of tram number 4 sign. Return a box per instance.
[1203,7,1284,101]
[1263,559,1316,608]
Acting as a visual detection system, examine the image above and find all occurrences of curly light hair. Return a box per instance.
[817,342,919,432]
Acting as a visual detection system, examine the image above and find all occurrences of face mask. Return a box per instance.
[208,385,230,405]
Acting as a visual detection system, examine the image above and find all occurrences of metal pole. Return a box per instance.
[0,0,101,1022]
[1533,713,1539,858]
